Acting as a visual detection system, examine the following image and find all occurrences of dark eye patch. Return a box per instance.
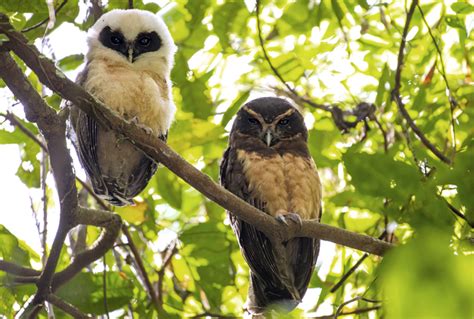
[248,117,259,124]
[133,31,162,59]
[138,35,151,47]
[99,26,128,57]
[278,118,289,126]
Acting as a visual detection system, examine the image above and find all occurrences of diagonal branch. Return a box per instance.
[46,294,93,319]
[0,13,393,257]
[390,0,452,165]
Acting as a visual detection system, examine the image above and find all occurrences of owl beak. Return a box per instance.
[128,46,134,63]
[265,130,273,147]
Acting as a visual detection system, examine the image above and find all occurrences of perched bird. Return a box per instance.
[220,97,322,315]
[69,9,176,206]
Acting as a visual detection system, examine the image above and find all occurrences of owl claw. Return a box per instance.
[275,213,302,226]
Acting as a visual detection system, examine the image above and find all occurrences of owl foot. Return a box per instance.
[275,213,302,226]
[128,117,154,135]
[138,124,154,135]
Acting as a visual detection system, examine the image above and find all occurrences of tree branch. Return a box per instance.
[0,13,393,257]
[51,207,121,290]
[0,260,40,277]
[121,225,161,310]
[46,294,93,319]
[0,50,78,310]
[390,0,452,165]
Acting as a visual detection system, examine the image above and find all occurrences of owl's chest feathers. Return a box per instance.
[237,149,321,220]
[84,59,173,135]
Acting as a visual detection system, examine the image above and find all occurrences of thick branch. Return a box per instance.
[0,13,393,256]
[390,0,451,165]
[52,207,122,289]
[0,50,78,309]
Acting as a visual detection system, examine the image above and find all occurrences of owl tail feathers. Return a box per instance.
[96,192,134,206]
[245,273,301,317]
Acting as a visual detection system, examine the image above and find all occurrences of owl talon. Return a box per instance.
[276,213,302,226]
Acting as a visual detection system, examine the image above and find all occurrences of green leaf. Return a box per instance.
[375,63,390,107]
[221,91,250,127]
[0,225,36,266]
[56,271,134,314]
[180,222,233,310]
[58,54,84,71]
[172,52,214,119]
[0,0,47,13]
[445,15,466,30]
[212,1,245,50]
[451,2,474,14]
[437,140,474,224]
[155,169,182,209]
[331,0,344,23]
[379,229,474,319]
[343,150,421,202]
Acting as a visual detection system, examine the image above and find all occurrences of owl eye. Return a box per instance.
[248,117,259,125]
[138,36,151,47]
[278,118,289,126]
[110,35,122,45]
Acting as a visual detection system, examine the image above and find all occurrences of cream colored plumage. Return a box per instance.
[69,9,176,205]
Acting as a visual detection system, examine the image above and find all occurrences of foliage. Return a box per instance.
[0,0,473,318]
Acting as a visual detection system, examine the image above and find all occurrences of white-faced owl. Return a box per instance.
[69,9,176,206]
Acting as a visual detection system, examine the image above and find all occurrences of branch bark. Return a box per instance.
[0,13,393,257]
[0,19,122,315]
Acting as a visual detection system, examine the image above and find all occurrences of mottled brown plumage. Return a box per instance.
[220,97,322,315]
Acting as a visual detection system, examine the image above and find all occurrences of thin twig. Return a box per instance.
[417,4,457,154]
[103,256,110,319]
[311,306,381,319]
[46,294,93,319]
[334,296,382,318]
[330,231,386,293]
[21,0,68,33]
[372,115,389,153]
[0,112,48,151]
[157,240,178,306]
[255,0,331,113]
[122,225,161,310]
[390,0,451,165]
[40,137,49,267]
[445,200,473,228]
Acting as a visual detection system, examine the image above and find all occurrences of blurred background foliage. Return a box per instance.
[0,0,473,318]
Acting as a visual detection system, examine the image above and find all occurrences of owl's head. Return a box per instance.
[231,97,308,147]
[87,9,176,73]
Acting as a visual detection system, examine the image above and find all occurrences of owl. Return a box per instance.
[69,9,176,206]
[220,97,322,315]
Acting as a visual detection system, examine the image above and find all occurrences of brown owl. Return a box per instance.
[220,97,322,315]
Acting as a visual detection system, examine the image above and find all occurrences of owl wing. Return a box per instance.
[69,67,109,197]
[220,147,319,310]
[68,66,160,206]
